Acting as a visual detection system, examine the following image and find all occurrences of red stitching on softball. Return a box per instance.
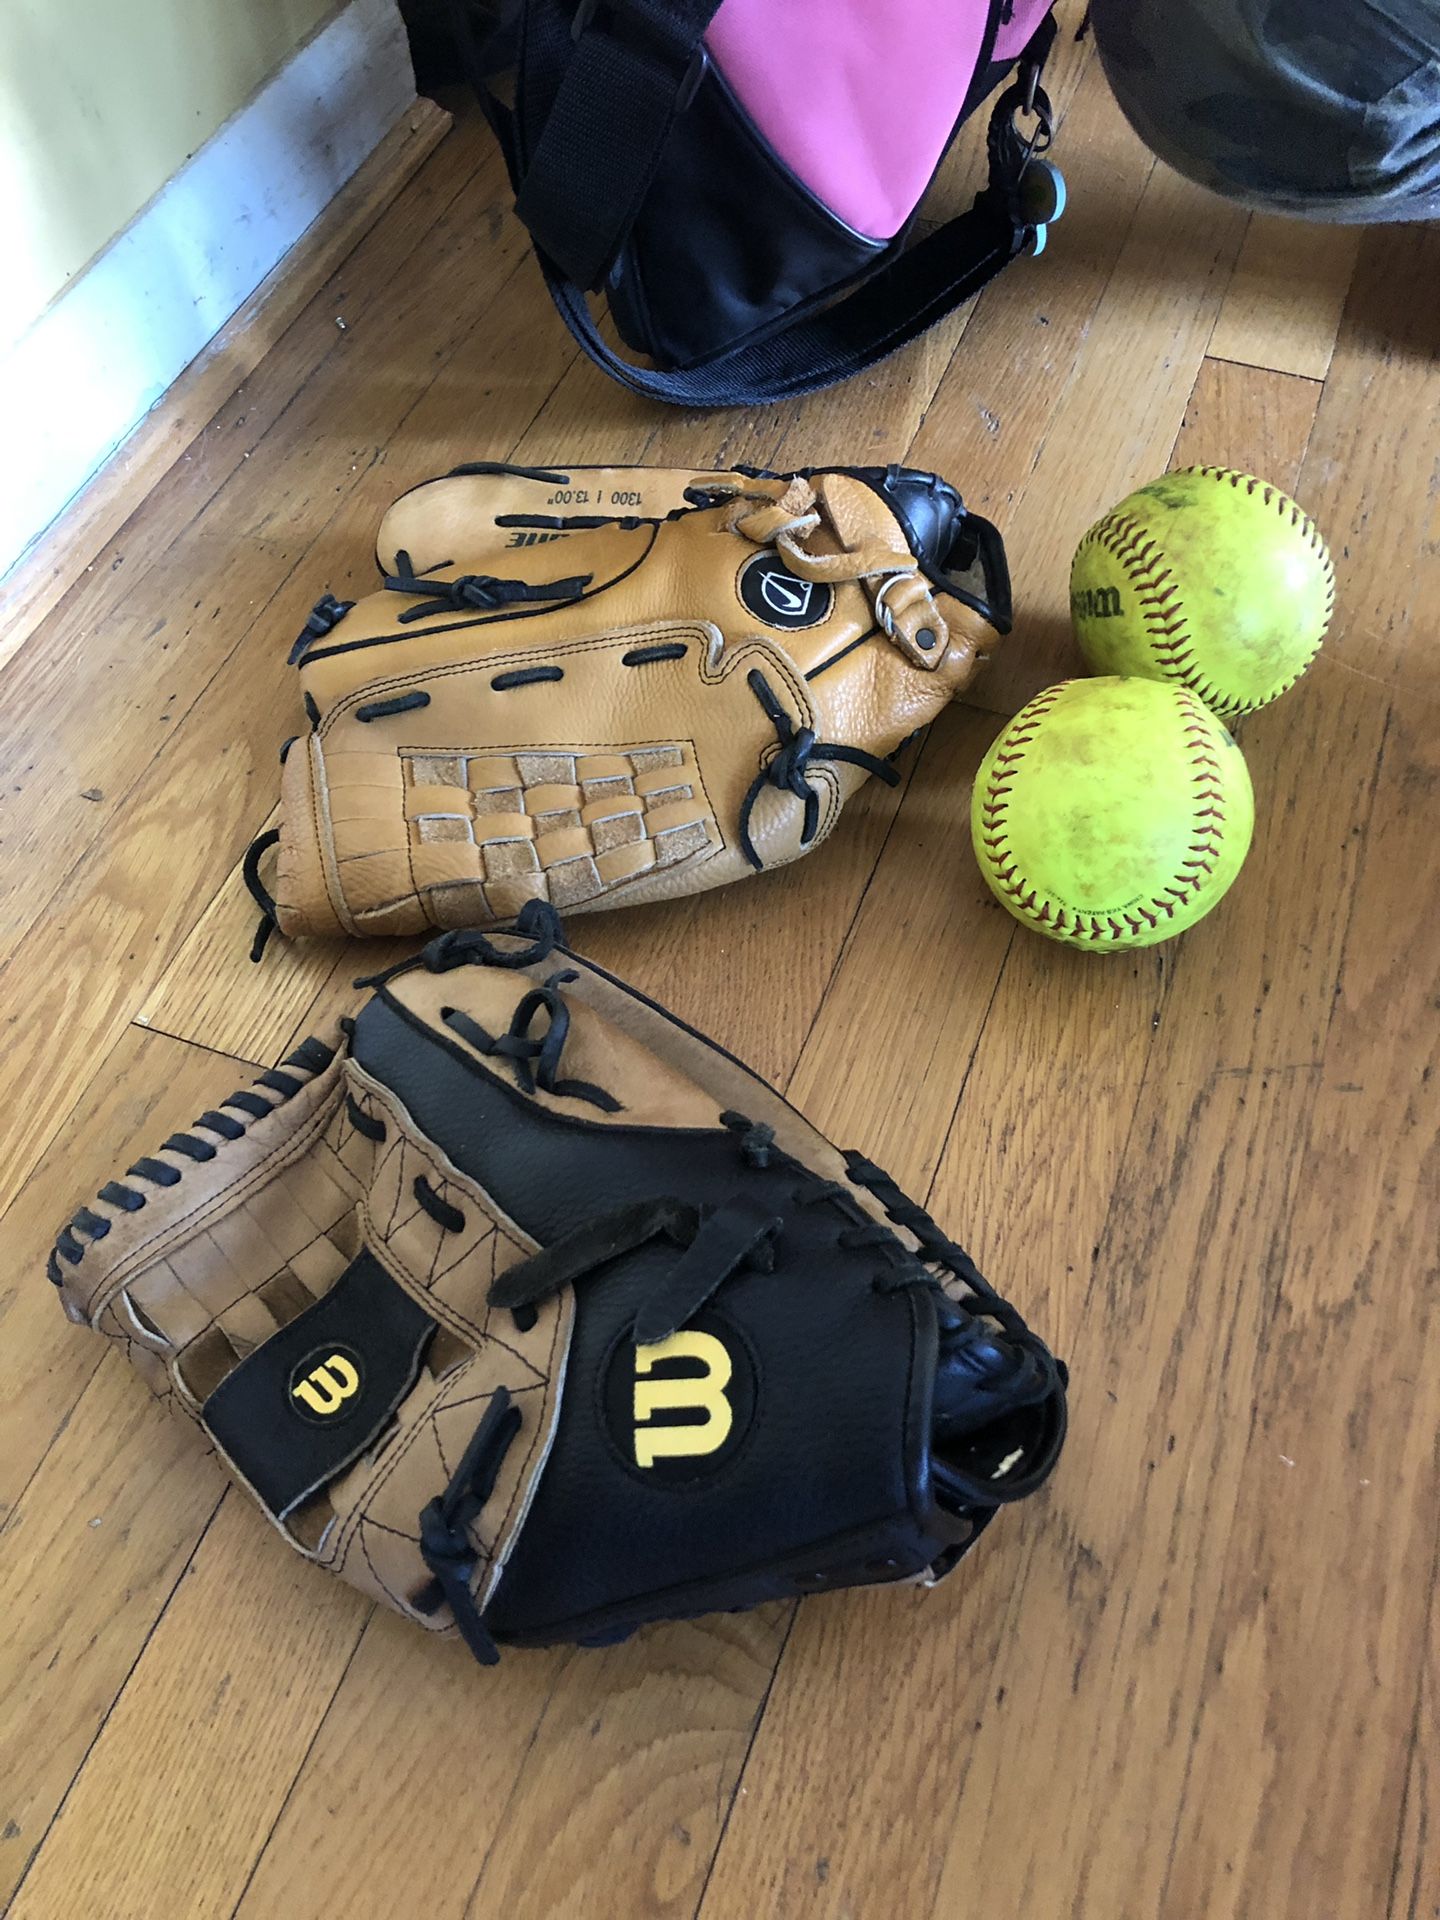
[1077,467,1335,714]
[979,682,1234,943]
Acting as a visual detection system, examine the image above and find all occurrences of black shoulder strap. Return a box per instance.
[514,0,726,288]
[538,173,1028,408]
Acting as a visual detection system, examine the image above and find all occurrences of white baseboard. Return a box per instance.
[0,0,417,579]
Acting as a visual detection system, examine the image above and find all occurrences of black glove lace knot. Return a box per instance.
[287,592,355,665]
[355,898,567,986]
[439,966,621,1114]
[737,670,900,870]
[721,1111,775,1168]
[416,1388,523,1666]
[383,549,592,623]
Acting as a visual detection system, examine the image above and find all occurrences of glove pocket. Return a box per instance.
[196,1237,568,1638]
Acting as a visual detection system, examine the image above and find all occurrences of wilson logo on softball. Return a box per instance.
[633,1331,733,1466]
[1071,585,1122,620]
[289,1347,363,1421]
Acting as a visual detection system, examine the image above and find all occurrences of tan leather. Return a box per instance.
[399,936,954,1287]
[376,463,714,568]
[55,1033,567,1635]
[385,937,963,1302]
[267,466,1004,939]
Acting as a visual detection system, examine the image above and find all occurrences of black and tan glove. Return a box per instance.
[50,905,1065,1664]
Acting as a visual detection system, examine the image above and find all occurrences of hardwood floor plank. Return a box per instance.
[693,709,1167,1920]
[0,1358,225,1911]
[1291,223,1440,705]
[0,245,586,1219]
[895,56,1158,707]
[696,304,1387,1919]
[783,703,1020,1191]
[0,121,511,965]
[0,1026,255,1520]
[1388,1638,1437,1920]
[7,1495,369,1920]
[0,1033,273,1907]
[885,341,1395,1920]
[227,1614,567,1919]
[700,668,1390,1920]
[1172,359,1321,490]
[459,1611,792,1920]
[877,47,1255,720]
[0,699,302,1216]
[937,147,1246,716]
[232,1610,787,1920]
[925,153,1251,718]
[1208,215,1362,382]
[135,806,347,1067]
[1159,694,1440,1918]
[693,831,1174,1920]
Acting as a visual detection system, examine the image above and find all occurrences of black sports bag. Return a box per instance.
[445,0,1067,406]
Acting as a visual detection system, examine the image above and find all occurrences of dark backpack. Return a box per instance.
[453,0,1065,406]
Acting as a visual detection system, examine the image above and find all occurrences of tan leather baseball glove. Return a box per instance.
[50,905,1064,1665]
[244,462,1011,951]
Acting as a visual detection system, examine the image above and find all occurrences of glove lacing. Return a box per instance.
[736,669,900,869]
[438,970,622,1114]
[699,475,950,868]
[381,549,593,622]
[415,1388,523,1666]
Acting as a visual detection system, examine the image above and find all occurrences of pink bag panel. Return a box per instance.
[705,0,1041,242]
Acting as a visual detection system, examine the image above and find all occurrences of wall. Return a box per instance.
[1,0,339,355]
[0,0,417,580]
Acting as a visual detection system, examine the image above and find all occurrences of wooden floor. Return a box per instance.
[2,22,1437,1919]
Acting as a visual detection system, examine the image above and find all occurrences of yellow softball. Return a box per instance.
[1069,466,1335,720]
[971,677,1254,950]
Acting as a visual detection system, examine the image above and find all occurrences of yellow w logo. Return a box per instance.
[633,1331,733,1468]
[291,1353,361,1418]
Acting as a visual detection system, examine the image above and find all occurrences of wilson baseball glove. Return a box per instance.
[51,905,1065,1664]
[244,461,1011,952]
